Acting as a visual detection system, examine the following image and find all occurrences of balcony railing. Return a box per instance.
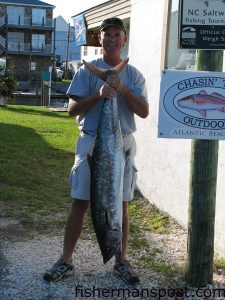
[7,15,54,28]
[7,42,53,53]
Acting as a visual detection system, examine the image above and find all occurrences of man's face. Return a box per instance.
[98,26,127,57]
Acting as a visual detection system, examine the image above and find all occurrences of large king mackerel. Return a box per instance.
[83,59,128,264]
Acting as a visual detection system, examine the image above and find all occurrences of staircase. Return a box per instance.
[0,35,6,55]
[0,16,6,55]
[0,15,6,29]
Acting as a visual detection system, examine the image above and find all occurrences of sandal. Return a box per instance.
[113,260,140,285]
[43,257,74,282]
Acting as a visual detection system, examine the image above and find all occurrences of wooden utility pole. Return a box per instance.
[185,50,223,287]
[64,23,70,80]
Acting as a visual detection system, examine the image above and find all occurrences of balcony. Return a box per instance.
[6,15,54,29]
[7,42,54,56]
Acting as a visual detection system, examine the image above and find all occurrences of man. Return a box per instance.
[43,17,149,285]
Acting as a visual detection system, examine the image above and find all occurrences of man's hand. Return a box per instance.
[107,73,120,90]
[99,73,120,100]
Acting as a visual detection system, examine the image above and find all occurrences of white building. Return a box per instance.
[74,0,225,258]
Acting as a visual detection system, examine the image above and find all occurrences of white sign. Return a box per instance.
[30,62,36,71]
[182,0,225,26]
[158,70,225,140]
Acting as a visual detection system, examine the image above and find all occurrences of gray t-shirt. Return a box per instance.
[67,58,148,136]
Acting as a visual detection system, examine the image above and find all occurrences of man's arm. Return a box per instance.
[68,93,100,117]
[106,72,149,119]
[119,83,149,119]
[68,82,118,117]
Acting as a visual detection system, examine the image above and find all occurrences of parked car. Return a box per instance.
[61,60,82,79]
[56,67,64,81]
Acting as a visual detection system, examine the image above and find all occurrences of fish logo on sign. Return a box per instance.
[181,27,196,46]
[177,91,225,118]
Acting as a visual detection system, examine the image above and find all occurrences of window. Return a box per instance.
[32,8,46,25]
[8,32,24,51]
[83,46,88,56]
[7,6,24,25]
[32,34,45,51]
[166,0,196,70]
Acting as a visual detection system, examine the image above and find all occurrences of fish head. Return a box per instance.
[101,230,122,264]
[177,96,198,109]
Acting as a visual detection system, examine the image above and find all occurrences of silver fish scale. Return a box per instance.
[90,97,125,263]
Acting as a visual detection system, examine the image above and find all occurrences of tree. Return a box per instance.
[0,68,17,99]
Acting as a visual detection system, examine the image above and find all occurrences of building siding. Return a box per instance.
[129,0,225,257]
[0,1,54,81]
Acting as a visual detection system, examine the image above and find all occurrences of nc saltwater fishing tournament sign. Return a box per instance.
[158,70,225,140]
[179,0,225,49]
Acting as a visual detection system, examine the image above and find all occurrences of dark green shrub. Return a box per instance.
[0,69,17,99]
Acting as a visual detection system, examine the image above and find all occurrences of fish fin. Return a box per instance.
[87,154,92,168]
[82,58,129,81]
[113,58,129,73]
[199,110,206,117]
[105,210,112,228]
[210,92,225,100]
[82,60,107,81]
[219,107,225,112]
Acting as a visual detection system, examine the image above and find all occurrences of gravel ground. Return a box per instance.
[1,213,225,299]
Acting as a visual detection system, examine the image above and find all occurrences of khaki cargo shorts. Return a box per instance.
[69,132,137,201]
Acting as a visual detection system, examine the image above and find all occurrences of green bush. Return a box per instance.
[0,70,17,99]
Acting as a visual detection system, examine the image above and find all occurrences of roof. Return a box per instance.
[72,0,131,31]
[55,15,69,31]
[0,0,55,8]
[72,0,110,18]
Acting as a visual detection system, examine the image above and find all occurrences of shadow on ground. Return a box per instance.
[0,121,74,231]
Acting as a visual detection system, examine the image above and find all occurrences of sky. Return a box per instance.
[46,0,108,23]
[172,0,178,11]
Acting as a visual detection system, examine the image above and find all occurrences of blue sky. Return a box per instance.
[46,0,180,23]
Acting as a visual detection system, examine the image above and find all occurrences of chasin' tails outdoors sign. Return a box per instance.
[158,70,225,140]
[179,0,225,49]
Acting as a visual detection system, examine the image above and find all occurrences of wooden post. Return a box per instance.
[64,23,70,80]
[185,50,223,287]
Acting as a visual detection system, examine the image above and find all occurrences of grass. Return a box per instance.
[128,195,184,278]
[0,105,184,279]
[128,197,172,234]
[0,104,79,230]
[214,255,225,273]
[57,79,71,85]
[140,254,178,276]
[2,106,224,283]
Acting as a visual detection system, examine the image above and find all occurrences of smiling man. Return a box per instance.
[99,18,128,65]
[43,17,149,285]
